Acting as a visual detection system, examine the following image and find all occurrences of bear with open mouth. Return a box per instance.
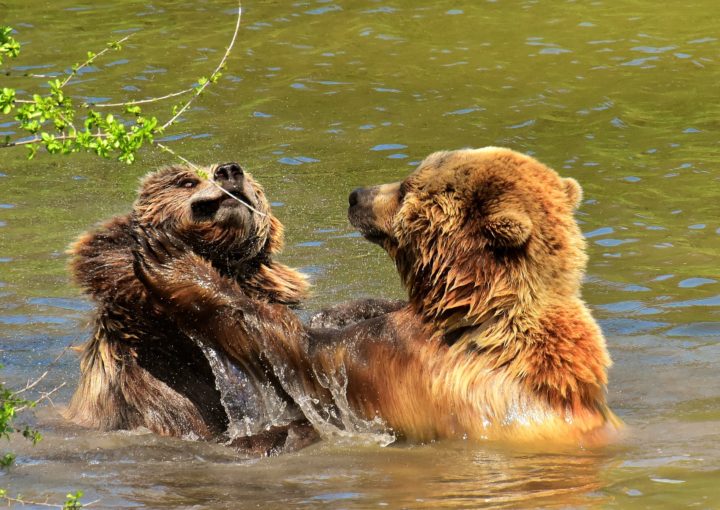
[134,148,622,448]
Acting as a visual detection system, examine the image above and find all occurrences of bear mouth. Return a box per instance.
[360,228,388,245]
[348,203,388,245]
[192,190,256,220]
[219,191,254,209]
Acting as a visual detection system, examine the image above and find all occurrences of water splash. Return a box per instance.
[194,339,301,440]
[193,330,394,446]
[278,358,395,447]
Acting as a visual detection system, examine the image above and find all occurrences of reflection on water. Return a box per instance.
[1,0,719,508]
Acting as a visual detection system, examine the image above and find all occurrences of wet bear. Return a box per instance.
[135,148,621,448]
[341,147,622,445]
[66,162,313,453]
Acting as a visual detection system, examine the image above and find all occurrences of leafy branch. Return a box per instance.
[1,345,72,469]
[0,1,243,166]
[0,344,85,505]
[0,490,96,509]
[0,376,42,469]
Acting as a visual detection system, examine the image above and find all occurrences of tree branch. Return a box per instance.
[1,2,243,166]
[13,382,66,413]
[61,34,134,88]
[0,494,100,509]
[0,133,106,148]
[86,87,194,108]
[12,343,72,398]
[160,1,242,130]
[2,72,57,78]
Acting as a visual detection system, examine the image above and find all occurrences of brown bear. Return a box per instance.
[66,162,316,453]
[340,147,623,445]
[134,148,622,448]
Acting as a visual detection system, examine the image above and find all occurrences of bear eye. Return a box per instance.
[178,178,199,189]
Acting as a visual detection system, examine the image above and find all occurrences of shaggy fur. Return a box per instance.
[66,163,312,452]
[340,147,621,445]
[135,148,622,448]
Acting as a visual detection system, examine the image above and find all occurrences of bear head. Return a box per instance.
[133,162,287,276]
[348,147,587,330]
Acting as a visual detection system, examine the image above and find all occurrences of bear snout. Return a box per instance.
[347,186,377,209]
[348,187,363,207]
[347,186,376,225]
[214,162,244,183]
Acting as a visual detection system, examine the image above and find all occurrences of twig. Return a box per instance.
[14,382,66,413]
[0,133,106,148]
[61,33,134,88]
[0,494,101,508]
[87,87,194,108]
[56,111,77,134]
[1,495,62,508]
[156,142,267,217]
[2,72,56,78]
[12,343,73,397]
[160,1,242,131]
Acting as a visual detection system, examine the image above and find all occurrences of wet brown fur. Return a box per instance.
[135,148,621,448]
[65,164,310,446]
[336,147,621,445]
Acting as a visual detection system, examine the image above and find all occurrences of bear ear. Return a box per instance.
[563,178,583,209]
[483,209,532,248]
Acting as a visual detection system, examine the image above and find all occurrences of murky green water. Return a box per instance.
[1,0,719,508]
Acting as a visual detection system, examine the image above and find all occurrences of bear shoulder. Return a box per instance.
[68,214,143,305]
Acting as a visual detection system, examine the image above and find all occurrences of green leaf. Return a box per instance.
[0,453,15,468]
[0,26,21,65]
[26,143,38,160]
[63,491,84,510]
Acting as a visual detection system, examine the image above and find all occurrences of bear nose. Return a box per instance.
[214,162,244,183]
[349,188,362,207]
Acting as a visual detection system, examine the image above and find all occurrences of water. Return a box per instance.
[1,0,719,507]
[195,340,299,439]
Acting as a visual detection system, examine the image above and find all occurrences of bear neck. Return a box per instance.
[405,254,611,413]
[404,252,547,333]
[216,252,264,281]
